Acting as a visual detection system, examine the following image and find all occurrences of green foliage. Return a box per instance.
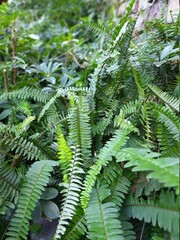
[124,190,179,234]
[81,129,130,210]
[54,146,84,239]
[0,0,179,239]
[0,163,21,215]
[86,184,124,240]
[6,160,58,240]
[116,148,179,193]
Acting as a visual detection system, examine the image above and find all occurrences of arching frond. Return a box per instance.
[86,184,124,240]
[81,129,130,210]
[6,160,58,240]
[116,148,179,193]
[124,190,179,234]
[54,146,84,239]
[62,207,87,240]
[152,103,179,141]
[0,87,52,103]
[68,96,91,162]
[0,162,21,215]
[148,84,179,112]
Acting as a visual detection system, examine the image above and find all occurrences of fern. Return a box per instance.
[156,123,178,157]
[57,129,72,183]
[152,103,179,141]
[148,84,179,112]
[81,129,130,210]
[38,87,90,121]
[124,190,179,234]
[6,160,58,240]
[86,184,124,240]
[0,162,21,215]
[61,207,87,240]
[54,146,84,239]
[116,148,179,193]
[1,129,47,161]
[0,87,53,103]
[68,96,91,162]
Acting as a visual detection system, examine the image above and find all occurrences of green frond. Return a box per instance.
[54,146,84,239]
[152,103,179,141]
[140,103,153,146]
[93,100,118,135]
[1,129,47,161]
[148,84,179,112]
[68,96,91,162]
[62,207,87,240]
[112,0,135,44]
[156,123,179,157]
[116,148,179,193]
[57,129,72,183]
[131,68,145,98]
[103,162,130,209]
[124,190,179,234]
[80,22,112,42]
[6,160,58,240]
[86,184,124,240]
[81,129,130,210]
[0,87,52,103]
[121,216,136,240]
[0,162,21,215]
[15,116,35,136]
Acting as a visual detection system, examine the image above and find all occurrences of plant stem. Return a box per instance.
[3,69,9,92]
[11,21,17,85]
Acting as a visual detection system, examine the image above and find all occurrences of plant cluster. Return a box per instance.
[0,0,179,239]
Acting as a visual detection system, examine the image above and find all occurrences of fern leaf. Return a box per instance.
[0,163,21,215]
[86,184,124,240]
[81,129,130,210]
[6,160,58,240]
[152,103,179,141]
[62,207,87,240]
[68,96,91,162]
[156,123,178,157]
[0,87,52,103]
[124,190,179,233]
[57,129,72,183]
[54,146,84,239]
[116,148,179,192]
[148,84,179,112]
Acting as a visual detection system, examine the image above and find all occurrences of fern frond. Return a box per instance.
[81,129,130,210]
[68,96,91,162]
[156,123,178,157]
[152,103,179,141]
[103,162,130,209]
[1,130,47,161]
[57,129,72,183]
[116,148,179,192]
[86,184,124,240]
[148,84,179,112]
[54,146,84,239]
[112,0,135,44]
[0,87,52,103]
[0,162,21,215]
[80,22,112,42]
[121,216,136,240]
[62,207,87,240]
[93,100,118,135]
[124,190,179,233]
[140,103,153,146]
[6,160,58,240]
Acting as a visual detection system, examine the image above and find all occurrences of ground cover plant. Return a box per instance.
[0,0,179,239]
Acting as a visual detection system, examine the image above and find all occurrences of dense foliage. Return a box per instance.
[0,0,179,239]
